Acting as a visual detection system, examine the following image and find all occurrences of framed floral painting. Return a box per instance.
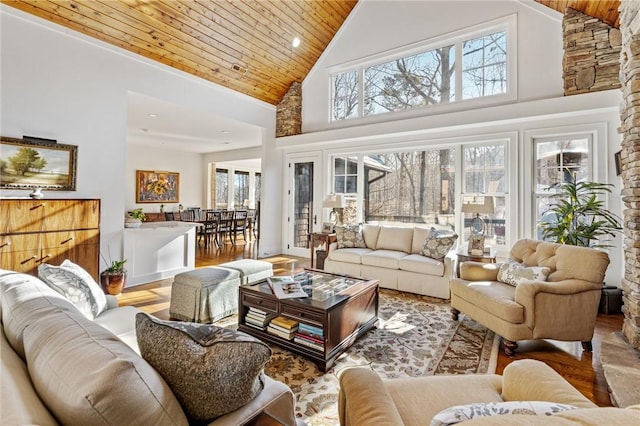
[136,170,179,203]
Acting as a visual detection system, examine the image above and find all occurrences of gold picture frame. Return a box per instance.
[136,170,179,203]
[0,136,77,190]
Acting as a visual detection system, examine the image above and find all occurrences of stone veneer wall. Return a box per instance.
[276,82,302,137]
[619,0,640,351]
[563,8,621,95]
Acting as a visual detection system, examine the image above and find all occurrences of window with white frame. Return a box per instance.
[215,168,228,208]
[333,156,358,194]
[330,18,512,122]
[461,142,507,246]
[533,135,591,239]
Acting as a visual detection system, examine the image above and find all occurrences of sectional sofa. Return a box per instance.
[0,269,298,425]
[324,224,457,299]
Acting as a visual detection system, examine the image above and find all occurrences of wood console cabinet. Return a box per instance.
[0,199,100,279]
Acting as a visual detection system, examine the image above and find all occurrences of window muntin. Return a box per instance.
[333,156,358,194]
[462,31,507,99]
[331,26,510,122]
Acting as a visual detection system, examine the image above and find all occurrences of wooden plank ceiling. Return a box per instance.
[1,0,357,105]
[535,0,620,28]
[2,1,620,105]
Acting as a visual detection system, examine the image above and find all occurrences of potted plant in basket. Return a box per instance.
[100,259,127,295]
[538,171,622,248]
[124,208,146,228]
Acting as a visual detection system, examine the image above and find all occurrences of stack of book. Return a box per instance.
[244,307,274,330]
[294,323,325,352]
[267,316,299,340]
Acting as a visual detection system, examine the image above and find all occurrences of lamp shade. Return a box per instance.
[323,194,345,208]
[460,196,494,215]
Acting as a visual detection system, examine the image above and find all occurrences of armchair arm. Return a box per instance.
[502,360,596,408]
[339,368,404,426]
[459,261,501,281]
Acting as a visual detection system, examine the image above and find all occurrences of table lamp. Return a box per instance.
[323,194,346,230]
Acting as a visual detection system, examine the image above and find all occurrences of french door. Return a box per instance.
[286,154,321,257]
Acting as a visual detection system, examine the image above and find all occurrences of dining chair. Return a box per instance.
[198,210,219,248]
[233,210,248,244]
[164,212,176,220]
[246,209,256,240]
[217,210,235,244]
[180,209,195,222]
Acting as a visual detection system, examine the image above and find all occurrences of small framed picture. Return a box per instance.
[322,222,334,233]
[614,150,622,176]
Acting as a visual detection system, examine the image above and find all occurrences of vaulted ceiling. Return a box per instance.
[2,0,619,107]
[1,0,357,105]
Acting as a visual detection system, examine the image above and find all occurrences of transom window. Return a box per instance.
[330,18,513,122]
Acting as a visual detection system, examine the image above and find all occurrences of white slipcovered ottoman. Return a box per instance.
[218,259,273,285]
[170,267,241,323]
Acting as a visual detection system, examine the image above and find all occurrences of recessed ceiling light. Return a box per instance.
[141,128,148,132]
[223,141,230,145]
[148,114,157,118]
[292,37,301,48]
[221,130,229,134]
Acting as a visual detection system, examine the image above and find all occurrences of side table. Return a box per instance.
[456,246,497,277]
[309,232,337,269]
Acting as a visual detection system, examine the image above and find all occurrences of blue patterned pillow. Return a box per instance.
[38,260,107,319]
[430,401,578,426]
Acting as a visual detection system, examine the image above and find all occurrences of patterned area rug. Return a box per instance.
[260,289,500,426]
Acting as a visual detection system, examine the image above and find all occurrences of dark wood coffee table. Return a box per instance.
[238,268,379,372]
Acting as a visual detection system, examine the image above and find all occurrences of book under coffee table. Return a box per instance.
[238,269,379,372]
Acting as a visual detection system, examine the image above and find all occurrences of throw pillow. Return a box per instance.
[419,228,458,260]
[135,313,271,423]
[430,401,578,426]
[497,259,551,287]
[336,223,367,249]
[37,260,107,319]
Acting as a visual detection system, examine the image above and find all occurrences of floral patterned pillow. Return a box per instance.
[419,228,458,260]
[336,224,367,249]
[430,401,578,426]
[497,259,551,287]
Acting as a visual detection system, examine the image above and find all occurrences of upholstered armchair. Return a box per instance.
[450,239,610,356]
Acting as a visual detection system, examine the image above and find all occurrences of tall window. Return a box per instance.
[461,143,507,245]
[330,21,511,122]
[533,135,591,239]
[215,168,228,208]
[255,172,261,204]
[234,171,249,208]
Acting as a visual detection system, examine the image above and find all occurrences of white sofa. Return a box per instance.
[324,224,456,299]
[0,269,298,426]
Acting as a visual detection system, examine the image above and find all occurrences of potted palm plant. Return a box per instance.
[538,171,622,248]
[100,259,127,295]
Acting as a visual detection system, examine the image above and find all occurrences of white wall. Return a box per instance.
[126,144,203,213]
[0,6,280,269]
[303,0,563,132]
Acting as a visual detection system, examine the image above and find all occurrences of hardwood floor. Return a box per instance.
[119,239,623,408]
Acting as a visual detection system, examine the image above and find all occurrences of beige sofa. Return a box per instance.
[450,239,609,356]
[338,359,640,425]
[324,224,456,299]
[0,269,298,426]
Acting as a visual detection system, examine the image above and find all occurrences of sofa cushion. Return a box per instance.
[1,271,78,359]
[37,260,107,319]
[136,313,271,423]
[497,259,550,287]
[376,226,414,253]
[363,224,381,249]
[449,280,523,324]
[93,305,142,353]
[419,228,458,260]
[336,224,367,249]
[430,401,578,426]
[399,254,445,276]
[23,309,188,425]
[361,250,408,269]
[411,227,433,253]
[1,327,58,426]
[329,247,372,264]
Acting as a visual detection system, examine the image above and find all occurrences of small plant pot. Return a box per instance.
[100,272,127,295]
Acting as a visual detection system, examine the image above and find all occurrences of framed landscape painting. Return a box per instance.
[136,170,179,203]
[0,136,77,190]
